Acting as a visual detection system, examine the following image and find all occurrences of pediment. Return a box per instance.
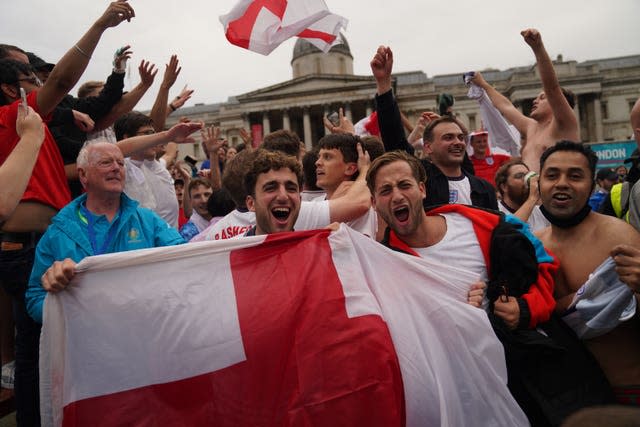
[236,74,376,102]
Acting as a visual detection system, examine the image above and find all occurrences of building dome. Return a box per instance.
[291,33,354,78]
[291,33,353,63]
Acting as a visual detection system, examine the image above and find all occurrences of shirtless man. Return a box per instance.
[536,141,640,406]
[471,29,579,172]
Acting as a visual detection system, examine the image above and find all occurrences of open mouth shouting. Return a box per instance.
[271,206,292,226]
[393,205,410,224]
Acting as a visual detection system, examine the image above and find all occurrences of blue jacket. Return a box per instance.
[26,193,184,323]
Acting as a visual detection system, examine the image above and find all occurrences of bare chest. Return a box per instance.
[549,242,610,298]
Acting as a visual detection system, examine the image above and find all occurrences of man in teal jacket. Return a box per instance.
[26,142,184,323]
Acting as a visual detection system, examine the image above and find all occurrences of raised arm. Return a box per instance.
[521,28,577,132]
[149,55,181,132]
[327,143,372,222]
[513,174,541,223]
[37,0,135,116]
[471,71,533,135]
[116,121,202,157]
[0,106,45,221]
[168,85,194,118]
[200,126,224,191]
[93,60,157,131]
[370,46,414,154]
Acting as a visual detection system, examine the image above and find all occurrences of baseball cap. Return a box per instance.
[596,168,618,181]
[26,52,54,71]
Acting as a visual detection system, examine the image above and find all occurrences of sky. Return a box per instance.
[3,0,639,110]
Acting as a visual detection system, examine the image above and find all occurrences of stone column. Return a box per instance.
[573,98,581,139]
[303,107,312,151]
[241,113,250,130]
[365,104,373,117]
[344,102,353,123]
[282,109,291,130]
[262,111,271,135]
[593,97,604,143]
[323,104,330,135]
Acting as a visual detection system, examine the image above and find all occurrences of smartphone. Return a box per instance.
[20,87,27,109]
[462,71,475,84]
[327,111,339,127]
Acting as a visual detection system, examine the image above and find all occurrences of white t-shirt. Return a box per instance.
[190,200,332,241]
[313,195,377,238]
[124,158,179,228]
[412,213,488,283]
[447,176,472,205]
[301,190,326,202]
[498,202,550,233]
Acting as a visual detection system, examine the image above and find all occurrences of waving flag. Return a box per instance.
[40,227,527,427]
[220,0,348,55]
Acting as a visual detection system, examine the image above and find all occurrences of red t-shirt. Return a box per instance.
[471,154,511,187]
[0,91,71,210]
[178,207,188,229]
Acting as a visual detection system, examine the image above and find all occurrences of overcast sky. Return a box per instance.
[3,0,639,110]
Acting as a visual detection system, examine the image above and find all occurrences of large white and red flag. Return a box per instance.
[39,227,528,426]
[220,0,348,55]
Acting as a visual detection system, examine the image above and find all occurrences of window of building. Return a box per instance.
[601,101,608,120]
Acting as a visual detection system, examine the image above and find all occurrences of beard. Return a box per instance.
[507,184,529,207]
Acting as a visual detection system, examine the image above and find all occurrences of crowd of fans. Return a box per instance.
[1,1,639,426]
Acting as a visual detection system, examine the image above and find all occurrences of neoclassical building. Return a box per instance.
[166,35,640,161]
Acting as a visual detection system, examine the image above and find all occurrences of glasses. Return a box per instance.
[18,76,43,87]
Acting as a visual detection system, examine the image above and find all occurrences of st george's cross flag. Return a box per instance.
[220,0,348,55]
[39,227,528,427]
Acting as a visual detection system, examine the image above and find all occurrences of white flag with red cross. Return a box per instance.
[220,0,348,55]
[39,227,527,427]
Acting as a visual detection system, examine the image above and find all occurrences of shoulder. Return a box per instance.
[592,212,640,245]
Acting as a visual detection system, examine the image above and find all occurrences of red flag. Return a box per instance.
[220,0,348,55]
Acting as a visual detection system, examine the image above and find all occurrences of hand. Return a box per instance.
[71,110,95,132]
[177,164,191,182]
[197,169,212,179]
[324,222,340,232]
[493,296,521,330]
[41,258,76,293]
[161,54,181,90]
[526,173,541,202]
[467,280,486,308]
[95,0,135,29]
[172,85,193,109]
[323,107,355,135]
[611,244,640,292]
[469,71,489,89]
[356,142,371,174]
[239,128,253,147]
[138,60,158,87]
[421,111,441,123]
[370,46,393,86]
[201,125,225,154]
[521,28,543,50]
[166,121,203,143]
[113,45,132,72]
[16,105,44,142]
